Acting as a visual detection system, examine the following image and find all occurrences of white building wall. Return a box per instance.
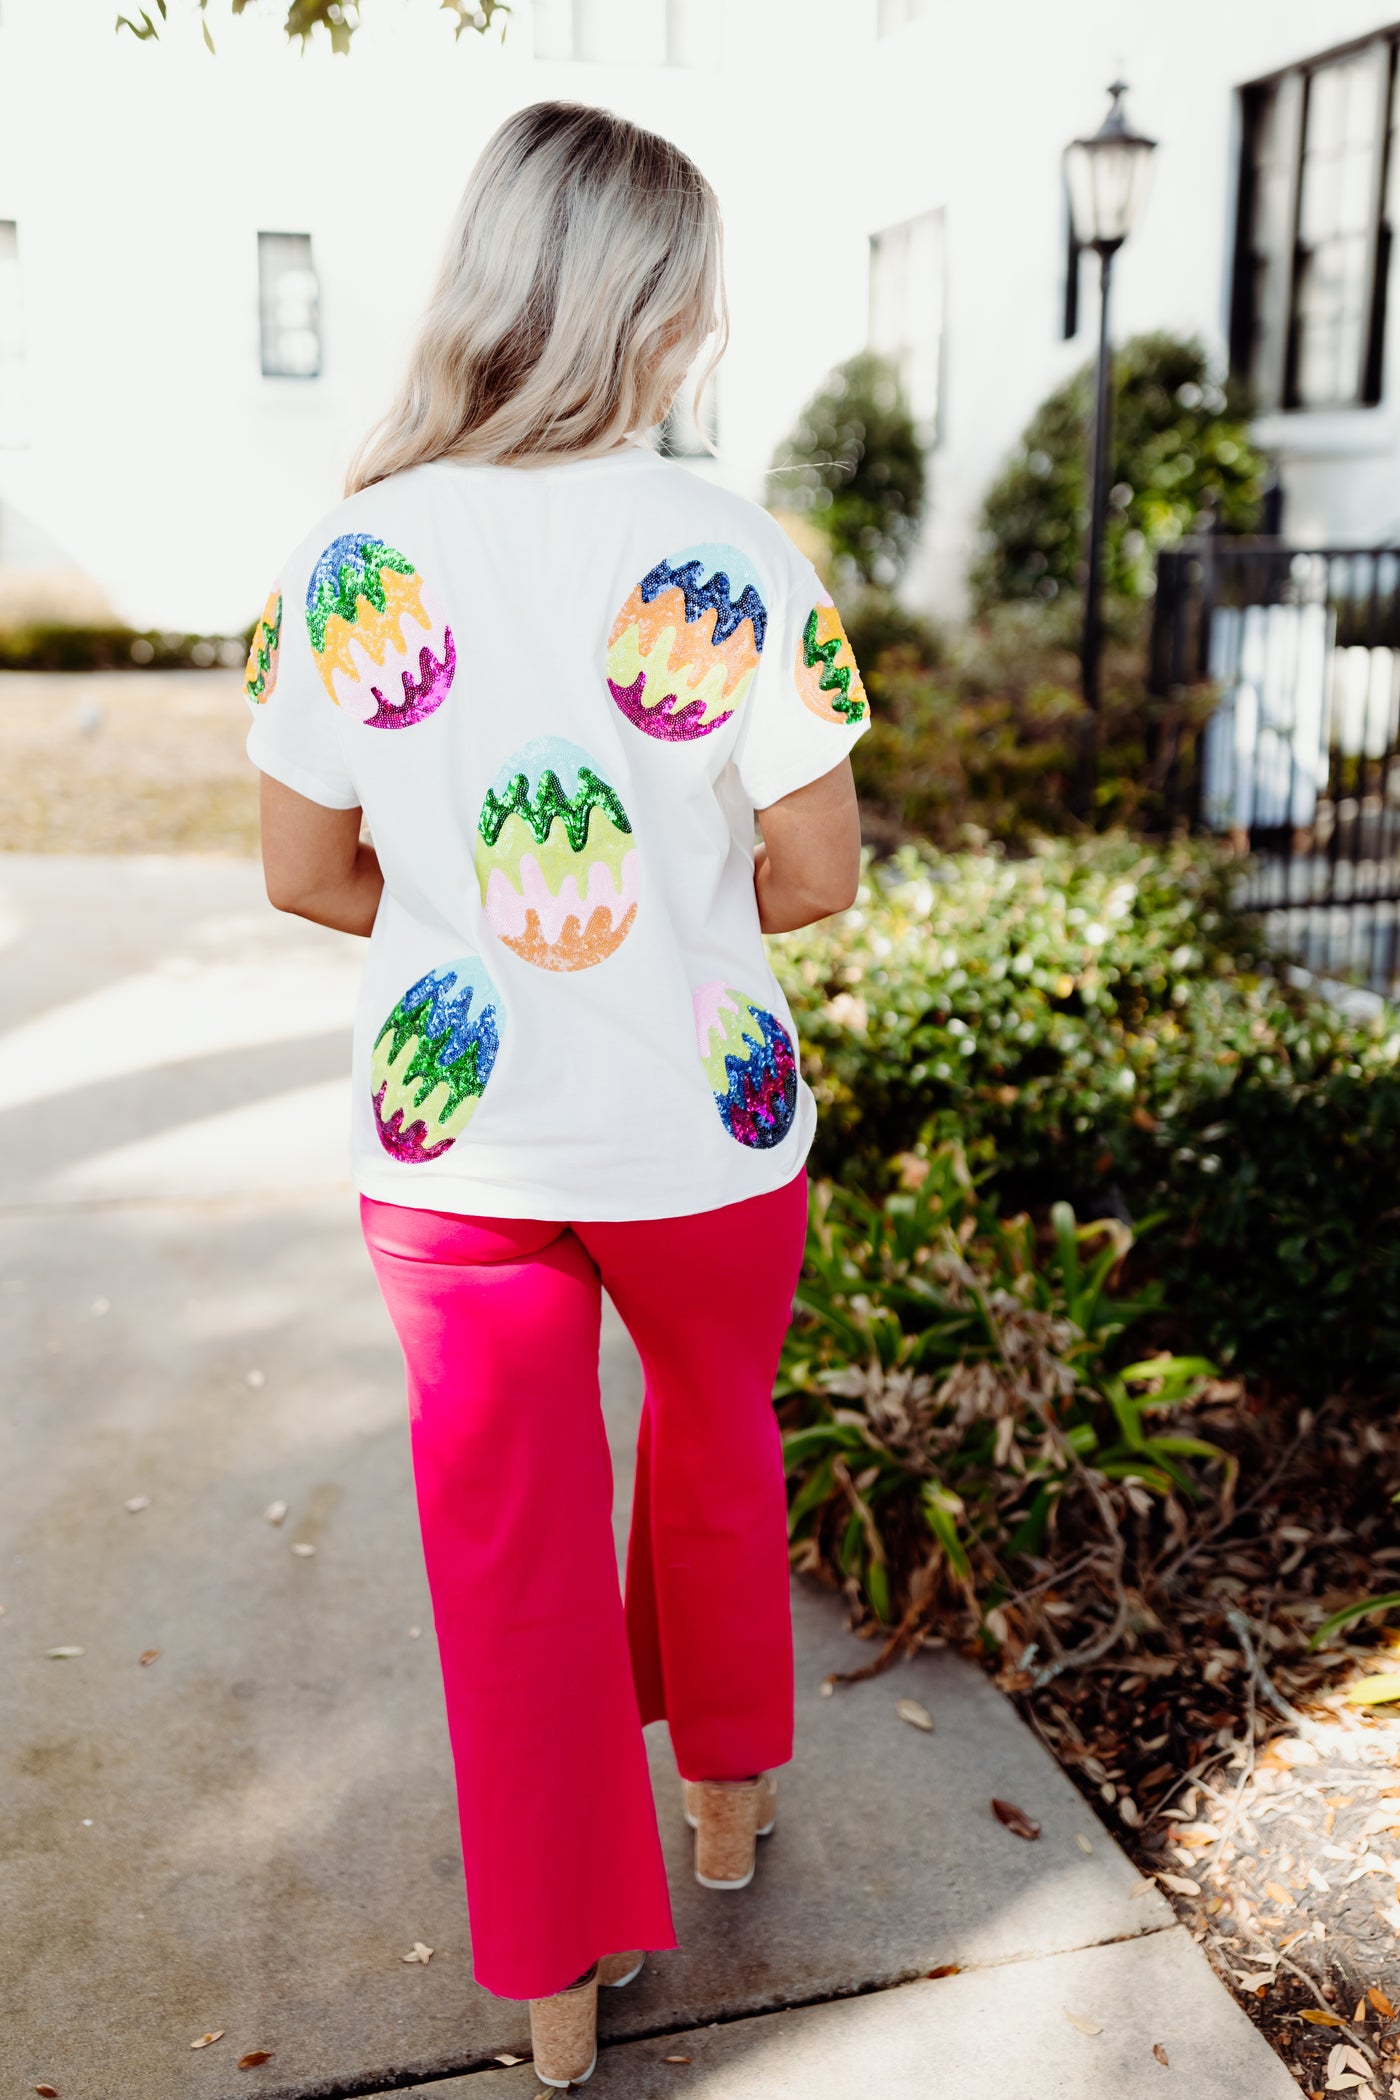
[858,0,1400,611]
[0,0,1396,631]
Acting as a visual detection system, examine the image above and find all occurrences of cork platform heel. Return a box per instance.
[530,1962,599,2088]
[597,1949,644,1988]
[682,1773,778,1890]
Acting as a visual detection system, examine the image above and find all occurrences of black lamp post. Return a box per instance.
[1064,81,1157,812]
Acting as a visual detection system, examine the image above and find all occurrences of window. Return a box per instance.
[876,0,930,34]
[1231,33,1397,410]
[532,0,710,65]
[0,221,29,449]
[868,208,946,445]
[258,231,321,380]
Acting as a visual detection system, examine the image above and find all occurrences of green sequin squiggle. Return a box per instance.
[478,766,631,852]
[802,608,865,723]
[306,541,415,654]
[246,595,282,702]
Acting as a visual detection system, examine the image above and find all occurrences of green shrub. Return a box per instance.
[767,353,926,589]
[841,593,1199,849]
[969,332,1265,612]
[774,838,1400,1395]
[779,1145,1225,1650]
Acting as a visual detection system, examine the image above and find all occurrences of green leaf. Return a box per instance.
[866,1555,892,1624]
[920,1480,971,1580]
[1308,1590,1400,1649]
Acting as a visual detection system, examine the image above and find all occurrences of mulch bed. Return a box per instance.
[1006,1390,1400,2098]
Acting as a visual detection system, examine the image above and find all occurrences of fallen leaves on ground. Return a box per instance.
[1064,2009,1103,2036]
[896,1698,934,1732]
[1345,1677,1400,1708]
[991,1798,1040,1840]
[190,2031,224,2048]
[401,1942,433,1964]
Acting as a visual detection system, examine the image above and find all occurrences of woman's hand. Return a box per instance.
[753,758,862,935]
[258,775,384,937]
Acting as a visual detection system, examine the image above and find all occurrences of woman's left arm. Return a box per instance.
[259,775,384,936]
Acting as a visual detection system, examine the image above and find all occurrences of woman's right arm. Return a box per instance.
[259,775,384,937]
[753,758,862,935]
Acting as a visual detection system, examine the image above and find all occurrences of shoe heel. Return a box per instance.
[598,1949,644,1988]
[530,1963,598,2088]
[684,1773,777,1839]
[691,1778,765,1889]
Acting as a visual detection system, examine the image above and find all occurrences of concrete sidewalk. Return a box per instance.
[0,857,1297,2100]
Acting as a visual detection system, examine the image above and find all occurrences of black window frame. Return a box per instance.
[1230,26,1400,413]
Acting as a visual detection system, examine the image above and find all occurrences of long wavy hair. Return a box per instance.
[346,101,725,491]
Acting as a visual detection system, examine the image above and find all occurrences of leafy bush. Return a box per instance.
[775,838,1400,1396]
[768,353,926,589]
[780,1146,1225,1658]
[969,333,1265,611]
[845,596,1175,849]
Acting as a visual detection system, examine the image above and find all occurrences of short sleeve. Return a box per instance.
[243,555,360,811]
[732,552,871,811]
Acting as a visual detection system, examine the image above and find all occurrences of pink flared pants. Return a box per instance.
[360,1170,808,2002]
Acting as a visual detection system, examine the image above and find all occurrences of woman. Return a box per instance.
[245,100,869,2088]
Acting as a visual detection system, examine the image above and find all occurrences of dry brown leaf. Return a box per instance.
[1369,1987,1396,2018]
[237,2053,273,2070]
[401,1941,433,1964]
[992,1797,1041,1841]
[138,1649,160,1667]
[1153,2043,1169,2067]
[896,1698,934,1733]
[927,1964,960,1979]
[190,2031,225,2049]
[1064,2008,1103,2036]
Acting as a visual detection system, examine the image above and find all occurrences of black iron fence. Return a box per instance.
[1148,539,1400,994]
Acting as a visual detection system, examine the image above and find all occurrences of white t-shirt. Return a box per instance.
[244,444,870,1221]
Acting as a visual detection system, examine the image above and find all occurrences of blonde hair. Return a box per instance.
[347,101,725,491]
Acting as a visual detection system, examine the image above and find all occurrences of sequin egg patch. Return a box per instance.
[605,542,766,742]
[475,736,638,972]
[693,982,798,1150]
[794,595,867,724]
[306,532,455,730]
[244,587,282,708]
[371,956,502,1163]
